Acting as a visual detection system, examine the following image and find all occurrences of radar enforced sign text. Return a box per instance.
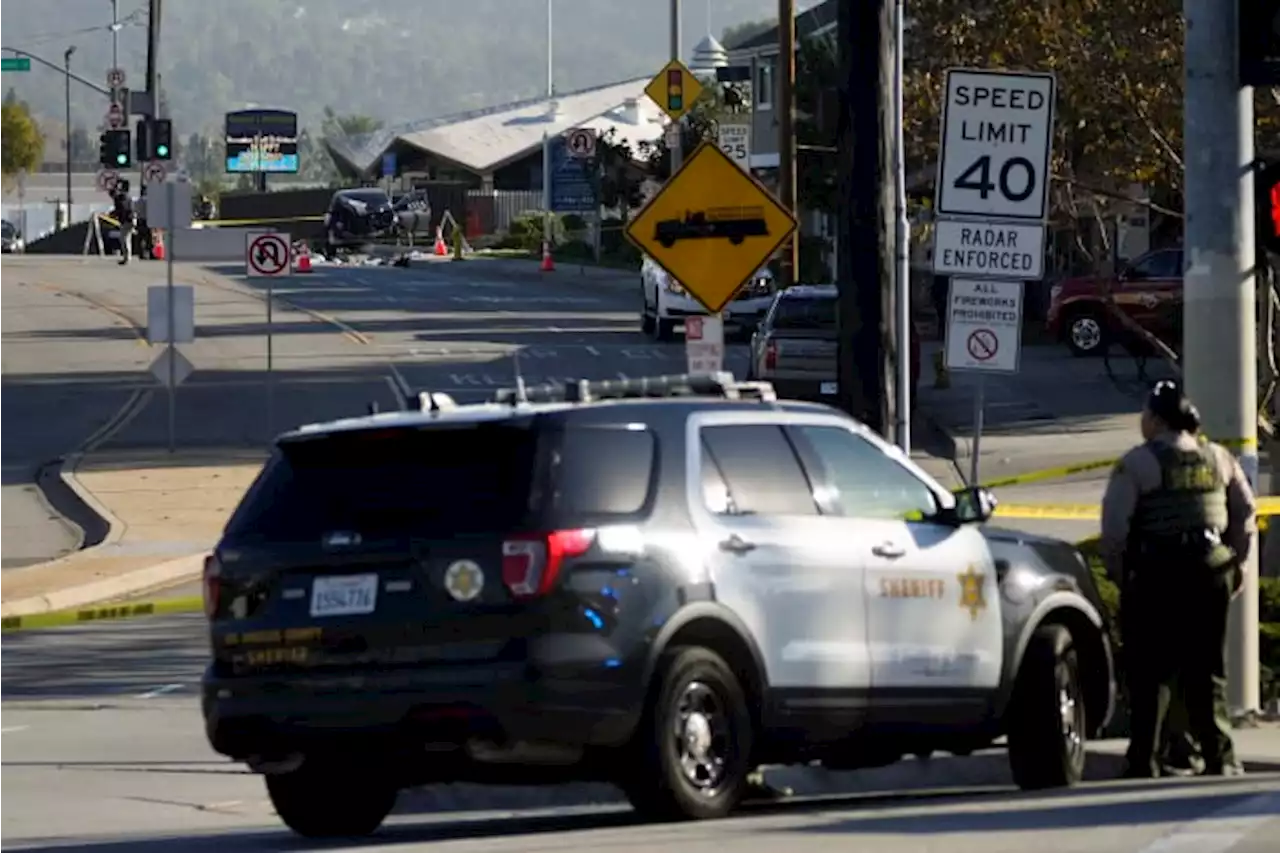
[932,219,1044,280]
[944,278,1023,374]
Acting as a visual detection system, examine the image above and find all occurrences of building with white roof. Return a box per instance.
[326,77,667,192]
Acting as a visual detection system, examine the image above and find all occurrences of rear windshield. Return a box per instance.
[772,295,836,330]
[340,190,389,206]
[223,422,656,543]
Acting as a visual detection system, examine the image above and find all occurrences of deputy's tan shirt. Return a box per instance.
[1098,431,1256,583]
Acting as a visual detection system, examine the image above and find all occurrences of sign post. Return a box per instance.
[246,231,293,440]
[685,315,725,374]
[933,68,1055,484]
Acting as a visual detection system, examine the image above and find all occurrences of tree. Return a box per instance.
[1,100,44,189]
[636,86,722,180]
[904,1,1183,221]
[721,18,773,50]
[321,107,383,140]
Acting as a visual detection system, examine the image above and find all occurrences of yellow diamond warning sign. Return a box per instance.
[644,59,703,123]
[625,141,797,315]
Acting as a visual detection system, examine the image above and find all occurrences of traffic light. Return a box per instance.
[134,119,150,163]
[1241,0,1280,86]
[666,68,683,113]
[1255,158,1280,255]
[151,119,172,160]
[99,129,131,168]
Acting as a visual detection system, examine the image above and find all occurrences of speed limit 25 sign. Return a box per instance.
[936,69,1056,221]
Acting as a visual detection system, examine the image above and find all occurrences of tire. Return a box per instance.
[1007,623,1088,791]
[655,317,676,342]
[265,756,398,839]
[641,282,657,335]
[1064,307,1109,357]
[619,646,754,821]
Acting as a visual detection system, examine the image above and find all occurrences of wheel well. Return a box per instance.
[661,617,765,730]
[1034,607,1112,736]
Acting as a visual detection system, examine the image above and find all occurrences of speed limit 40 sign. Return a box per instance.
[935,69,1056,221]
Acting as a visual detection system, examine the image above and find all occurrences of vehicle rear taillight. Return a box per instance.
[502,529,595,599]
[764,340,778,371]
[202,554,222,619]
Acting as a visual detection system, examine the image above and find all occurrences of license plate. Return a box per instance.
[820,381,837,395]
[310,574,378,617]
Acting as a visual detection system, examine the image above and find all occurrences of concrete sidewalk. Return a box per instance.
[0,449,265,617]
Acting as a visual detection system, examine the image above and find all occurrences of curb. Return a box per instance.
[0,552,207,619]
[59,452,128,549]
[390,748,1280,815]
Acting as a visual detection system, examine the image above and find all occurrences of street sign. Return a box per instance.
[935,68,1056,221]
[381,151,396,177]
[550,137,596,214]
[943,278,1024,373]
[105,102,124,128]
[1,57,31,72]
[106,67,126,88]
[142,161,167,184]
[932,218,1045,280]
[717,123,751,170]
[664,122,681,150]
[246,231,292,277]
[644,59,703,123]
[625,141,797,315]
[149,347,194,388]
[146,285,196,345]
[685,315,725,374]
[566,127,597,159]
[96,170,119,193]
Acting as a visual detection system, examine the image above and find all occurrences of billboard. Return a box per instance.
[225,109,299,174]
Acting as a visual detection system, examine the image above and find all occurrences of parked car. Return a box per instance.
[747,284,921,404]
[323,188,398,255]
[2,220,25,254]
[1046,247,1183,357]
[639,254,776,341]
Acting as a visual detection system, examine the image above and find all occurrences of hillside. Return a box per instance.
[0,0,805,138]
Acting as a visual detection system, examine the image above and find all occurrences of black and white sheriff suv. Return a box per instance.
[201,373,1116,838]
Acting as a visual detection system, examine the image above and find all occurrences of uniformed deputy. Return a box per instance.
[1099,380,1254,778]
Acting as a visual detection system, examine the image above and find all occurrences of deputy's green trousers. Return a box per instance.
[1121,562,1237,777]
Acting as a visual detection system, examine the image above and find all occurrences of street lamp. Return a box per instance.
[64,45,76,211]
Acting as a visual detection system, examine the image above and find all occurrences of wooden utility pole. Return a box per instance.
[776,0,798,287]
[835,0,895,436]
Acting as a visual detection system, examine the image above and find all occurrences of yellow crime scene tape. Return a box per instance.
[197,215,325,227]
[1,597,203,633]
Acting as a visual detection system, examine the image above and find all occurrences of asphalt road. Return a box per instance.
[3,613,1279,852]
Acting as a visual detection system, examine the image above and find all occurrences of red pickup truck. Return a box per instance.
[1046,247,1183,357]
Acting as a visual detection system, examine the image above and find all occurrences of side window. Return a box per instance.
[700,424,818,516]
[549,427,655,516]
[1127,250,1179,280]
[795,425,938,520]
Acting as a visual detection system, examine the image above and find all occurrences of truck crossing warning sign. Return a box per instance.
[625,141,796,315]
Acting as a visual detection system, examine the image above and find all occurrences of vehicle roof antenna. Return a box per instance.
[512,349,528,405]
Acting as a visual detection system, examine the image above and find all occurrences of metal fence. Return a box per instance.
[466,190,543,235]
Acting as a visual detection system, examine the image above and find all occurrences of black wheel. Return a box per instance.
[1007,623,1087,790]
[265,756,397,839]
[1064,307,1109,357]
[655,317,676,342]
[641,282,656,334]
[619,647,754,821]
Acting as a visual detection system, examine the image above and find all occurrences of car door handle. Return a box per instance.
[871,542,906,559]
[719,535,757,555]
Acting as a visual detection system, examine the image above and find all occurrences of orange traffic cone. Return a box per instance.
[295,246,312,273]
[151,230,165,260]
[433,227,448,256]
[540,240,555,272]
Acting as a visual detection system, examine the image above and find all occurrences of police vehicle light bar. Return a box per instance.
[489,372,778,405]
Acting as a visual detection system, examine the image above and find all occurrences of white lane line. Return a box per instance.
[585,345,600,356]
[385,376,409,411]
[1,726,30,734]
[136,683,184,699]
[1135,790,1280,853]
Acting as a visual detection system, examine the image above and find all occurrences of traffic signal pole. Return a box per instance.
[1184,0,1260,717]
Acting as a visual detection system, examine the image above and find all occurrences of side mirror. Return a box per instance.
[952,486,997,524]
